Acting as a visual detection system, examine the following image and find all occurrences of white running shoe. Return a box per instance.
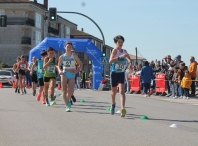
[173,96,178,99]
[186,97,189,100]
[125,92,129,94]
[145,94,148,97]
[183,96,186,99]
[179,96,183,99]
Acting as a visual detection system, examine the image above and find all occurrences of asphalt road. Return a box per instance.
[1,88,198,146]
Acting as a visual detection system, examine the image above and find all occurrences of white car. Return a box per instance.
[0,70,15,85]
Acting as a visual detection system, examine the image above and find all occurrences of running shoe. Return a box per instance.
[24,89,27,94]
[21,92,24,95]
[186,97,189,100]
[71,95,76,102]
[37,93,41,101]
[183,96,186,99]
[173,96,178,99]
[33,92,35,96]
[141,92,146,95]
[67,99,71,108]
[179,96,183,99]
[66,107,71,112]
[46,99,50,106]
[42,98,46,104]
[110,104,115,115]
[170,95,174,98]
[15,88,17,93]
[50,100,56,106]
[18,89,20,94]
[121,108,127,117]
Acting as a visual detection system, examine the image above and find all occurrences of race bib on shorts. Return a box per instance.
[21,64,26,69]
[63,59,75,68]
[115,62,126,72]
[47,65,55,73]
[40,68,45,74]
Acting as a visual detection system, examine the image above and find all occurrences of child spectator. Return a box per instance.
[177,62,185,99]
[181,70,192,99]
[168,67,175,97]
[172,66,180,98]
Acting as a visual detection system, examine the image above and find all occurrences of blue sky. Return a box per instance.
[37,0,198,65]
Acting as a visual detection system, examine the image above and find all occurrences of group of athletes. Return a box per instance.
[12,35,131,117]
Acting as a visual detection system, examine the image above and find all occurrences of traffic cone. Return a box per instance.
[0,82,3,88]
[12,82,15,88]
[58,83,61,90]
[27,82,30,89]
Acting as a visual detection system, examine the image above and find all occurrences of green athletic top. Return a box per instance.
[44,57,56,77]
[30,62,38,75]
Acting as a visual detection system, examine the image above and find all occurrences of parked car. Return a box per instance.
[1,68,15,76]
[0,70,15,85]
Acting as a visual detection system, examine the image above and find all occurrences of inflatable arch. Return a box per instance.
[29,37,103,89]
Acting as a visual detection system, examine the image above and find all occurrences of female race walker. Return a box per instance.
[13,56,21,93]
[109,35,131,117]
[16,55,28,95]
[58,41,82,112]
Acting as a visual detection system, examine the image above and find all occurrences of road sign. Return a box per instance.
[100,57,109,65]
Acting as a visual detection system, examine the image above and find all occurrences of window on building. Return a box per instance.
[36,31,41,45]
[65,26,70,38]
[35,13,41,29]
[76,52,84,60]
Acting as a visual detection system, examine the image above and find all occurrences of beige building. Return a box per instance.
[0,0,77,65]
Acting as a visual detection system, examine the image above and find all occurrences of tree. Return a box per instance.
[0,63,9,69]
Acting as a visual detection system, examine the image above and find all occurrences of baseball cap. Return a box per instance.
[168,67,173,71]
[176,55,181,58]
[163,56,167,59]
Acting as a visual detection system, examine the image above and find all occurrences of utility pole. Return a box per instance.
[135,47,137,64]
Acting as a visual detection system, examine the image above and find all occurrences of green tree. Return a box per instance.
[0,63,9,69]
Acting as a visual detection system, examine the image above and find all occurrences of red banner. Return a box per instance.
[130,75,140,91]
[156,73,166,93]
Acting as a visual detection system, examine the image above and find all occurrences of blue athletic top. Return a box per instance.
[110,49,126,73]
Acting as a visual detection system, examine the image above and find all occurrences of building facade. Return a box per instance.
[0,0,77,66]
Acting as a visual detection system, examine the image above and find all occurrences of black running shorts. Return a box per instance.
[38,77,44,87]
[44,77,56,84]
[19,69,26,76]
[111,72,125,87]
[31,74,38,83]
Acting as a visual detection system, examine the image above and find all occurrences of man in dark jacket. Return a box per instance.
[139,61,154,97]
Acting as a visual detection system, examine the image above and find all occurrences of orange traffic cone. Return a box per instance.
[12,82,15,88]
[0,82,3,88]
[27,82,30,89]
[58,83,61,90]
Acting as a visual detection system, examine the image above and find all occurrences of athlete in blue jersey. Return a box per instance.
[109,35,131,117]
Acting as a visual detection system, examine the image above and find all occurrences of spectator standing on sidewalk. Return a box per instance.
[168,67,175,98]
[172,66,180,98]
[175,55,183,67]
[81,70,86,88]
[189,56,197,97]
[178,62,185,99]
[139,61,154,97]
[181,70,192,99]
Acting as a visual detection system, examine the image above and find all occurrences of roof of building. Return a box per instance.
[129,54,146,60]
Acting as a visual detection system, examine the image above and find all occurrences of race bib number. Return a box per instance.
[63,59,75,68]
[115,62,125,72]
[33,67,37,71]
[47,65,55,73]
[40,68,45,74]
[21,64,26,69]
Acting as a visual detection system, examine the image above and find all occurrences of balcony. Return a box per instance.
[21,37,31,45]
[7,17,35,27]
[48,26,59,35]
